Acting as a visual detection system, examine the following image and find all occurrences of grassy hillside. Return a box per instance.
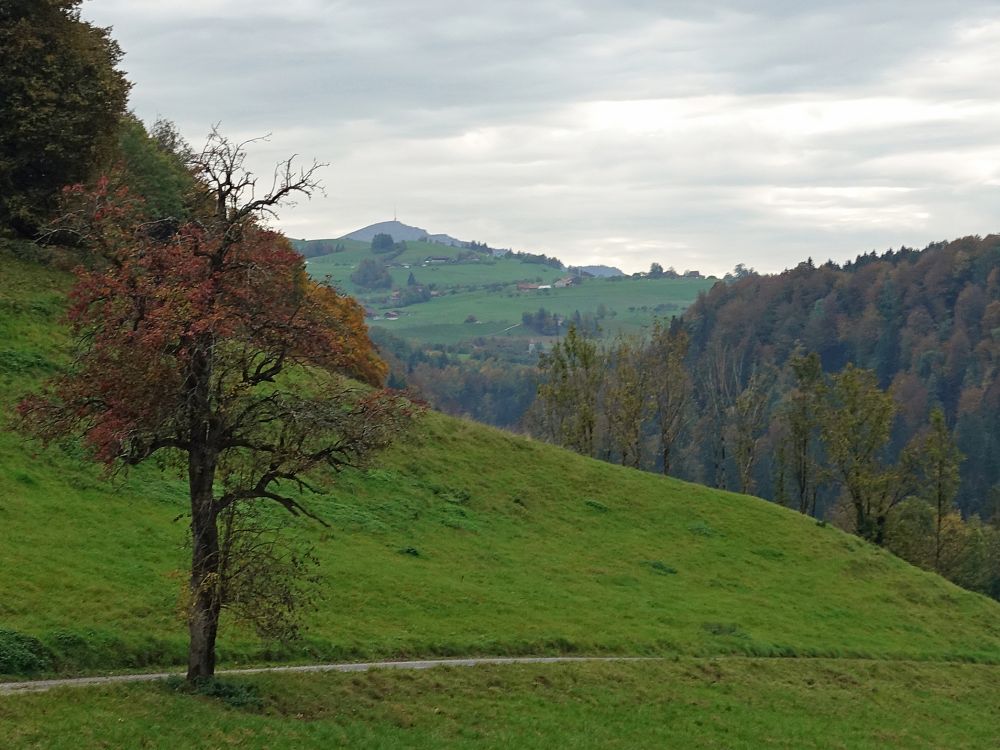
[3,245,1000,680]
[295,238,714,346]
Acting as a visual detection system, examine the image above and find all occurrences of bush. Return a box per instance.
[0,629,52,675]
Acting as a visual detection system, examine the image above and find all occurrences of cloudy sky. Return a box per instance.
[82,0,1000,275]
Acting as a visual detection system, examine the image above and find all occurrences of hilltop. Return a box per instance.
[337,219,465,247]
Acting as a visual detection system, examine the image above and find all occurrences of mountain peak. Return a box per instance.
[341,220,464,247]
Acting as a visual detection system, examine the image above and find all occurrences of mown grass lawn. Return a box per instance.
[3,659,998,749]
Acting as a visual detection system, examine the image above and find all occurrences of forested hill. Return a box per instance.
[684,234,1000,514]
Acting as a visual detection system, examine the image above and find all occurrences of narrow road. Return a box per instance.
[0,656,656,695]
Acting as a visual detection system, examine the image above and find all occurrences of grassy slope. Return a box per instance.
[300,240,715,346]
[3,247,1000,679]
[372,276,712,345]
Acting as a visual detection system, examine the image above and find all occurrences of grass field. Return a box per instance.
[3,244,1000,746]
[376,276,714,345]
[295,237,715,346]
[3,659,999,748]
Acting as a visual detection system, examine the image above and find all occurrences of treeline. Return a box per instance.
[529,323,1000,599]
[683,237,1000,515]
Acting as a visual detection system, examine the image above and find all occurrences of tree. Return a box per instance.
[697,344,742,489]
[535,325,601,456]
[648,262,665,279]
[647,321,691,476]
[371,232,394,253]
[912,407,964,572]
[0,0,130,234]
[351,258,393,289]
[603,333,649,468]
[774,352,825,515]
[818,365,909,545]
[18,130,415,680]
[115,115,193,223]
[728,366,774,495]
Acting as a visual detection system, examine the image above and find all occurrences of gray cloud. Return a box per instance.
[82,0,1000,274]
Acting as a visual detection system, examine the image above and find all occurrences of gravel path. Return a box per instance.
[0,656,656,695]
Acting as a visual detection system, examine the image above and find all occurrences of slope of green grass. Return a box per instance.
[2,246,1000,680]
[297,239,715,346]
[375,276,713,345]
[3,660,999,749]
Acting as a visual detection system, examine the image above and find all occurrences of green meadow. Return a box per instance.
[295,237,715,346]
[3,660,999,749]
[3,243,1000,746]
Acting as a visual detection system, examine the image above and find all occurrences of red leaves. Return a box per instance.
[19,179,392,467]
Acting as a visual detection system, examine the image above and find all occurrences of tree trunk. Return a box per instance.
[187,439,220,680]
[184,340,222,681]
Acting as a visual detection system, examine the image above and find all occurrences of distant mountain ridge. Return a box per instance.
[341,220,464,247]
[571,264,625,278]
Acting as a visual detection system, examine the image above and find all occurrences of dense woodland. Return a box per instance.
[684,239,1000,514]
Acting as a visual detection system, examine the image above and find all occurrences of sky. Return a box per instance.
[82,0,1000,275]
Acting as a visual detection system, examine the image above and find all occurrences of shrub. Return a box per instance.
[0,629,52,675]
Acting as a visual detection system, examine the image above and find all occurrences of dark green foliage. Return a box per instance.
[351,258,393,289]
[0,350,59,374]
[0,0,130,234]
[0,629,52,675]
[521,307,561,335]
[583,498,610,513]
[688,520,720,538]
[371,233,395,253]
[116,116,194,222]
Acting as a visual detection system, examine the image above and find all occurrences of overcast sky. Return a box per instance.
[82,0,1000,274]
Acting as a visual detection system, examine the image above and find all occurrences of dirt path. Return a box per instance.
[0,656,657,695]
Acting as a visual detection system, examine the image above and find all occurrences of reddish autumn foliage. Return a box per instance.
[18,133,418,679]
[21,214,387,465]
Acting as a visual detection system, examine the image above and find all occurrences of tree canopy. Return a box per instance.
[0,0,130,234]
[18,131,415,679]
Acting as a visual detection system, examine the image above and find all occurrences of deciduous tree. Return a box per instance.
[535,325,601,456]
[818,365,909,545]
[0,0,130,234]
[603,333,649,468]
[774,352,825,515]
[911,407,964,572]
[647,321,691,476]
[18,131,415,680]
